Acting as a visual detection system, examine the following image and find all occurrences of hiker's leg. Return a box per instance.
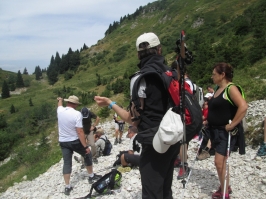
[60,142,73,185]
[122,153,140,167]
[214,152,228,194]
[87,132,96,157]
[115,123,119,138]
[162,145,179,199]
[179,143,188,163]
[120,154,127,166]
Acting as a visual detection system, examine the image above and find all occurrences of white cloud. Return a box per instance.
[0,0,156,73]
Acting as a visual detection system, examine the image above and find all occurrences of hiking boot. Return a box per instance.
[197,149,210,160]
[177,164,190,180]
[88,173,102,184]
[74,156,80,163]
[114,138,118,145]
[92,158,98,164]
[257,142,266,156]
[64,187,73,195]
[119,138,122,144]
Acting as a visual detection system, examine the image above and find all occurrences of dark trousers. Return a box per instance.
[140,142,180,199]
[60,139,92,174]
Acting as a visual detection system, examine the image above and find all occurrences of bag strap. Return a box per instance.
[225,83,245,106]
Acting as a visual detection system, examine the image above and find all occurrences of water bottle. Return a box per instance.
[97,181,106,190]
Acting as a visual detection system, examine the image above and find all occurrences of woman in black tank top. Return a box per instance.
[207,63,247,199]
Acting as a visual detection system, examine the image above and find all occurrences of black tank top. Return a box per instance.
[207,90,237,126]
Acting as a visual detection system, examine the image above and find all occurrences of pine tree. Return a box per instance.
[23,67,28,75]
[1,80,10,99]
[29,98,34,106]
[10,104,15,114]
[16,70,24,88]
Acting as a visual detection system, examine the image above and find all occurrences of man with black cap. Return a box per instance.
[57,96,101,196]
[94,32,180,199]
[74,107,100,165]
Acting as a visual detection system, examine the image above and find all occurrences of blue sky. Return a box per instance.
[0,0,156,74]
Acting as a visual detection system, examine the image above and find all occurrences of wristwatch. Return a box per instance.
[84,146,89,149]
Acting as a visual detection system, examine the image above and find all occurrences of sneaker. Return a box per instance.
[177,164,190,180]
[114,138,118,145]
[257,143,266,156]
[212,191,230,199]
[197,149,210,160]
[93,158,98,164]
[64,187,73,195]
[216,185,232,194]
[88,173,102,184]
[74,156,80,163]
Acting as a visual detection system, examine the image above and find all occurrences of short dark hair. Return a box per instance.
[137,42,161,60]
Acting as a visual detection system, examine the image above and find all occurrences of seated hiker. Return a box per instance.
[94,128,107,157]
[257,117,266,156]
[114,126,141,167]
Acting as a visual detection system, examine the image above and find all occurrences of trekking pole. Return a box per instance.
[223,120,232,199]
[178,30,187,189]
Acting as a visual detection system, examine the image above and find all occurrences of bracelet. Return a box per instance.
[84,146,89,149]
[108,101,116,109]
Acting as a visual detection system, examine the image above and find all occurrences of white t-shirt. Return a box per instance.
[57,106,83,142]
[130,73,147,98]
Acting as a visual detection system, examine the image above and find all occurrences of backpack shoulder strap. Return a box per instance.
[225,83,245,106]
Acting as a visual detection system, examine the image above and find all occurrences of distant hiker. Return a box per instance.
[257,117,266,156]
[207,63,247,199]
[94,128,112,156]
[120,126,142,167]
[76,107,100,165]
[56,96,102,196]
[94,32,180,199]
[113,109,125,145]
[207,85,215,95]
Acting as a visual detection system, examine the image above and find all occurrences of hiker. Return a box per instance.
[94,128,107,157]
[197,100,212,160]
[75,107,100,165]
[56,96,102,196]
[207,85,215,95]
[113,110,125,145]
[120,126,141,167]
[94,32,180,199]
[207,63,247,199]
[257,116,266,156]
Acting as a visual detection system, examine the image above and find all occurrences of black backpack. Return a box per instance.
[100,136,112,156]
[131,67,202,144]
[84,169,122,198]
